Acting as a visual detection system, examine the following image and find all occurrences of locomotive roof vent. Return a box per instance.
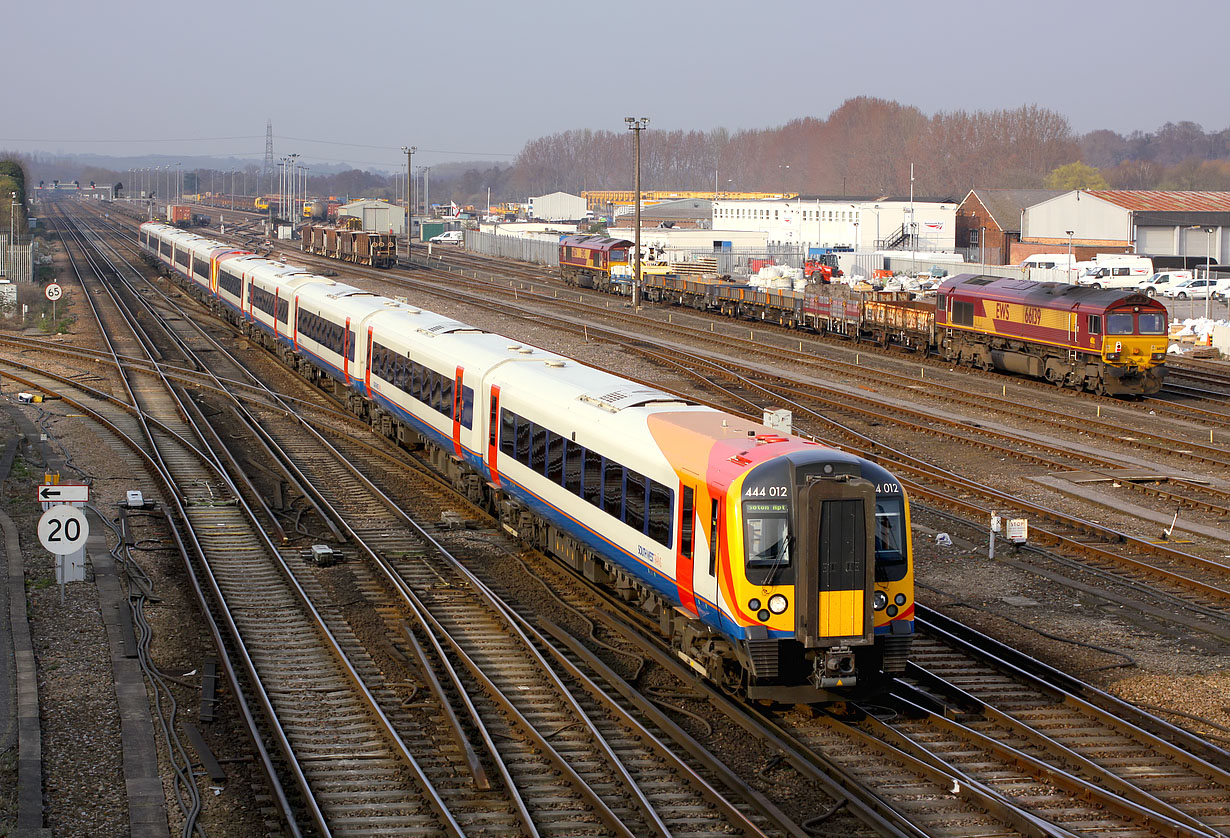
[582,386,690,412]
[507,344,522,350]
[545,360,566,368]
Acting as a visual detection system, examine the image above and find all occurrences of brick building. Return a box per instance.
[956,189,1062,264]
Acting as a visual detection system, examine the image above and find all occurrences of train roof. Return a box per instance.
[558,235,633,251]
[938,274,1164,311]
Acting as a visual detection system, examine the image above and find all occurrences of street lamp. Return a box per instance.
[175,162,181,203]
[1202,226,1214,320]
[625,116,649,307]
[1065,230,1074,281]
[401,145,415,251]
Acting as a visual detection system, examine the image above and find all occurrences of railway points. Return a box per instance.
[5,198,1227,837]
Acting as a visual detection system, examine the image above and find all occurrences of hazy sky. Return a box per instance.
[5,0,1226,171]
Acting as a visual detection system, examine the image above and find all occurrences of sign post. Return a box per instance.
[45,282,62,321]
[989,510,1001,559]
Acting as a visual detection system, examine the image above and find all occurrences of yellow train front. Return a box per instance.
[559,235,633,293]
[651,412,914,703]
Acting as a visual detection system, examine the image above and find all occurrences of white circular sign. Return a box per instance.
[44,283,62,302]
[38,505,89,555]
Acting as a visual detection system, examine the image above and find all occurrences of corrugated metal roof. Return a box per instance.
[1087,190,1230,212]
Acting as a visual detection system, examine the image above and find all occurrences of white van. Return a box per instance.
[1136,271,1191,297]
[429,230,464,245]
[1020,253,1077,271]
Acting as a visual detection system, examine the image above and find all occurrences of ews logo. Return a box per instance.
[995,302,1042,325]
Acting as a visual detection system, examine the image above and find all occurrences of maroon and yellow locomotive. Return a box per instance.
[559,235,633,293]
[935,275,1168,395]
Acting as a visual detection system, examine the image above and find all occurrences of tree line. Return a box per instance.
[0,158,28,239]
[9,100,1230,211]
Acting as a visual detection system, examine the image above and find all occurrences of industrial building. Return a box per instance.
[610,198,712,230]
[956,189,1063,265]
[1019,190,1230,264]
[711,197,958,252]
[337,199,405,235]
[527,192,587,222]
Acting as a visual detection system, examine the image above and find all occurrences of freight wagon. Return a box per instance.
[301,223,397,268]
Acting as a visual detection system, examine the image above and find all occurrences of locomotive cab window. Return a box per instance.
[1087,315,1101,335]
[1106,313,1134,335]
[1137,312,1166,334]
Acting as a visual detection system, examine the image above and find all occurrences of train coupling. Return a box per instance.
[814,648,858,689]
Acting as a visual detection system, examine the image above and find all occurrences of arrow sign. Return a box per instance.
[37,483,90,504]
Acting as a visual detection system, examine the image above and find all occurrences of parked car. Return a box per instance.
[430,230,464,245]
[1159,277,1226,300]
[1137,271,1191,297]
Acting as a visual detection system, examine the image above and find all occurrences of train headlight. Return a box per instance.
[873,591,888,611]
[768,594,788,614]
[748,598,761,612]
[894,593,907,606]
[1106,352,1121,361]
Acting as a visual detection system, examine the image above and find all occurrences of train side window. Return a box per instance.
[442,376,454,417]
[583,451,603,506]
[625,472,646,533]
[709,499,720,576]
[531,424,547,473]
[431,372,443,413]
[952,300,974,327]
[648,481,673,547]
[680,486,695,559]
[564,441,583,495]
[1088,315,1101,335]
[500,409,515,456]
[546,432,564,482]
[515,415,531,465]
[603,460,625,518]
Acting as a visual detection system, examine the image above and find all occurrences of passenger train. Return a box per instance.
[140,221,915,702]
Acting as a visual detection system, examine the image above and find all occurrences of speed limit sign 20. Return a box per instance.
[44,283,62,302]
[38,505,89,555]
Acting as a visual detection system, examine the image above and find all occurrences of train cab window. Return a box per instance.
[743,500,791,582]
[875,499,909,582]
[564,442,583,495]
[610,248,628,262]
[1088,315,1101,335]
[603,460,625,517]
[1137,312,1166,334]
[709,499,720,576]
[1106,313,1134,335]
[584,452,603,505]
[625,472,647,533]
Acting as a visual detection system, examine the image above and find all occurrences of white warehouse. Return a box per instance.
[712,197,957,252]
[338,199,405,235]
[528,191,588,222]
[1021,190,1230,261]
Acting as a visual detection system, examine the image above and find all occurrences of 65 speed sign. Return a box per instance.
[44,283,62,302]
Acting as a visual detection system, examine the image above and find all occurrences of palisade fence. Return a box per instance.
[0,234,35,283]
[464,230,559,267]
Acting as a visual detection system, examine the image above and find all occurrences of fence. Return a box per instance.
[464,230,559,267]
[0,235,35,283]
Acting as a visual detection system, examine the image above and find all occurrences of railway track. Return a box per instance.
[45,200,824,837]
[57,195,1230,837]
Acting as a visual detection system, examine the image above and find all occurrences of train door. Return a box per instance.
[794,476,875,653]
[691,492,719,615]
